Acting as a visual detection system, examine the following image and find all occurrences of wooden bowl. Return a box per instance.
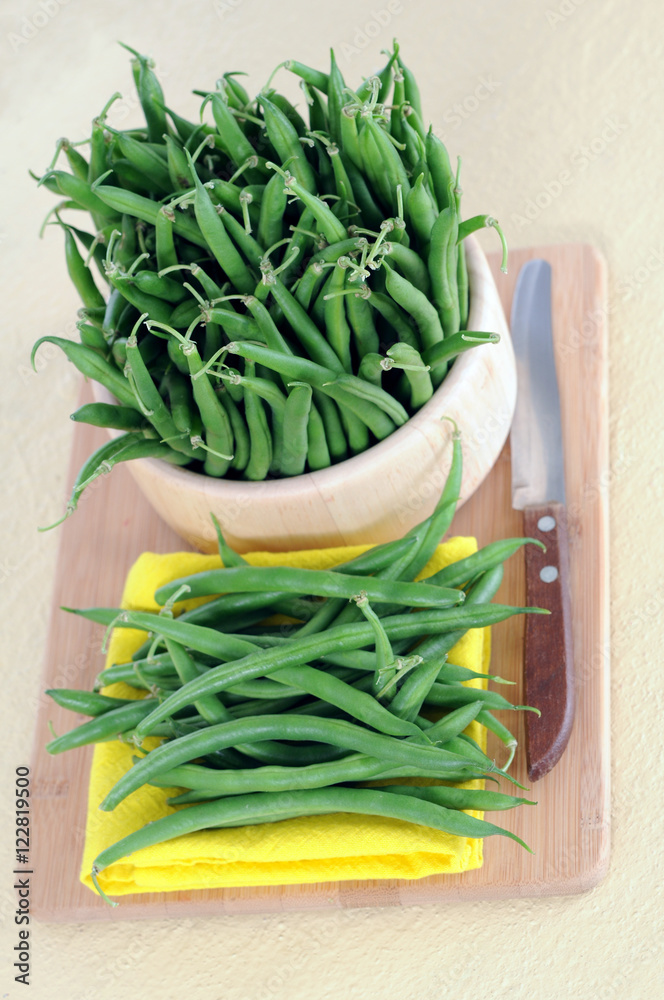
[93,237,515,552]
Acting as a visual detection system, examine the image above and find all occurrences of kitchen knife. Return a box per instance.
[510,259,574,782]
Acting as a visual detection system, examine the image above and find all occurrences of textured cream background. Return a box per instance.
[1,1,662,997]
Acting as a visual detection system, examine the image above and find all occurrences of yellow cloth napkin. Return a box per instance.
[80,538,490,896]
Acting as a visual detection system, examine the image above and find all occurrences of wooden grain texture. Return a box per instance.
[523,502,575,781]
[30,243,609,921]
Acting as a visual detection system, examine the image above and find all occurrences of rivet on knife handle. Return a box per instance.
[523,501,574,781]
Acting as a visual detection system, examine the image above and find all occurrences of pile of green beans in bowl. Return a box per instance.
[31,41,508,529]
[45,438,544,905]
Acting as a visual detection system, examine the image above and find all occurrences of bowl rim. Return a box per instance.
[93,235,512,497]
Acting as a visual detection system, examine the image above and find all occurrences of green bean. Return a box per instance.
[259,93,316,193]
[70,402,145,432]
[94,186,207,248]
[357,353,384,387]
[398,427,463,584]
[277,207,315,288]
[397,107,425,171]
[109,214,135,273]
[365,288,419,349]
[160,369,193,436]
[477,710,518,768]
[232,374,284,473]
[425,127,455,212]
[45,170,119,220]
[258,170,288,250]
[457,241,469,329]
[283,535,421,643]
[396,53,423,120]
[383,784,535,814]
[438,663,511,686]
[57,139,89,181]
[406,172,437,250]
[77,322,107,352]
[165,639,228,724]
[263,278,345,372]
[326,49,346,144]
[147,752,473,799]
[46,689,133,716]
[343,156,384,226]
[130,269,188,303]
[102,715,494,812]
[62,227,105,310]
[124,327,197,459]
[220,71,251,109]
[310,267,332,329]
[242,360,272,481]
[105,270,174,325]
[214,202,262,266]
[407,700,486,740]
[109,129,172,192]
[185,591,317,629]
[295,238,361,309]
[209,92,260,172]
[102,286,127,339]
[31,336,137,408]
[155,565,464,609]
[422,330,500,372]
[242,295,290,355]
[154,102,189,139]
[267,163,347,244]
[306,402,331,470]
[47,697,158,754]
[154,206,178,271]
[312,389,347,461]
[272,666,423,737]
[207,178,244,214]
[384,264,444,350]
[280,382,312,476]
[324,262,353,371]
[186,155,254,294]
[206,307,261,343]
[284,59,329,93]
[428,206,459,338]
[96,653,179,689]
[164,334,190,372]
[344,281,379,357]
[180,339,234,475]
[51,434,190,530]
[218,388,250,472]
[58,221,110,283]
[327,142,355,204]
[383,240,431,296]
[163,134,192,191]
[119,44,168,143]
[425,683,537,714]
[225,677,305,700]
[164,649,337,769]
[457,214,508,274]
[386,343,433,409]
[359,117,410,214]
[426,538,544,589]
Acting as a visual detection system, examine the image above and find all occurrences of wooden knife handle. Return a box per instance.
[523,501,575,781]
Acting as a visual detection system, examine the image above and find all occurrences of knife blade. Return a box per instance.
[510,259,574,782]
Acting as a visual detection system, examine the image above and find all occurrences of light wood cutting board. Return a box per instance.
[29,243,609,920]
